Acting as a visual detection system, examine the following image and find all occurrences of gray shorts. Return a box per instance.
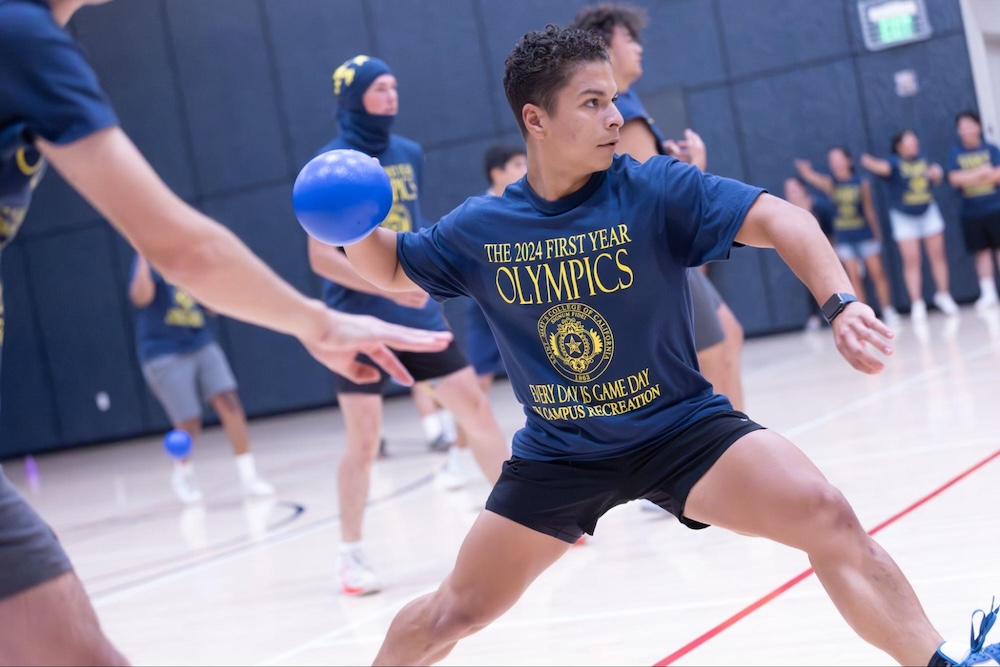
[0,469,73,599]
[688,269,725,351]
[141,341,237,424]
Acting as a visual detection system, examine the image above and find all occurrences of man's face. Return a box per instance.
[362,74,399,116]
[957,117,982,148]
[535,61,623,175]
[828,148,852,180]
[898,131,919,158]
[492,154,527,191]
[607,25,642,83]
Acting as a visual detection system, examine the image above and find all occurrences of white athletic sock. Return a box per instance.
[438,410,457,442]
[339,540,364,556]
[447,444,464,470]
[936,640,968,664]
[979,277,998,300]
[235,453,257,481]
[421,414,443,441]
[174,460,194,474]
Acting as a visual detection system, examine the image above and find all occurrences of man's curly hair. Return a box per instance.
[570,4,648,47]
[503,25,610,137]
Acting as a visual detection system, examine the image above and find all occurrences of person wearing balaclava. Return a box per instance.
[306,55,510,597]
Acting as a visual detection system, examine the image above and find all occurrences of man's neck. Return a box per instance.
[525,152,592,202]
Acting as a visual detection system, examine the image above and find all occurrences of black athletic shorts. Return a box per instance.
[332,338,470,394]
[485,410,765,543]
[961,211,1000,253]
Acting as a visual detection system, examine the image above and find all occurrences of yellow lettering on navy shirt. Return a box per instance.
[899,159,932,207]
[381,163,418,232]
[487,224,635,306]
[526,365,663,421]
[832,183,864,230]
[164,288,205,328]
[482,222,661,419]
[956,150,997,198]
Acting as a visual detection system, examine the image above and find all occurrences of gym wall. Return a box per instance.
[0,0,977,456]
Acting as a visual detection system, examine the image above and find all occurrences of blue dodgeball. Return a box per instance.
[164,429,192,459]
[292,149,393,246]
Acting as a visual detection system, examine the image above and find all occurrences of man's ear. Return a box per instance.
[522,103,546,140]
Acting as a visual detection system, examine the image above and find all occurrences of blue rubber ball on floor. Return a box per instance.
[293,149,393,246]
[164,429,192,459]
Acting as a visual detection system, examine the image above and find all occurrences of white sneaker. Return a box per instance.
[910,300,927,323]
[933,292,959,316]
[240,474,276,498]
[435,459,467,491]
[339,548,381,596]
[975,291,998,312]
[171,464,203,505]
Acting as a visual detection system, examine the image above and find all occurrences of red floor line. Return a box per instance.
[654,447,1000,666]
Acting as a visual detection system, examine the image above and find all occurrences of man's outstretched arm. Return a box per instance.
[736,193,893,375]
[39,126,450,385]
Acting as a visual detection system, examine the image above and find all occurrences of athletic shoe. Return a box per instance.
[428,433,454,452]
[435,456,467,491]
[975,291,998,312]
[339,548,381,596]
[934,600,1000,666]
[934,292,959,316]
[239,474,276,498]
[171,464,203,505]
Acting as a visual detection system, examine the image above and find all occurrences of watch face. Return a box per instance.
[823,293,857,321]
[823,294,846,321]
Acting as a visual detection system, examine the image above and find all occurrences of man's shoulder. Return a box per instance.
[428,191,513,237]
[391,134,423,156]
[0,0,63,50]
[608,152,684,183]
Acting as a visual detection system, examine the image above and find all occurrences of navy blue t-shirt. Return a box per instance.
[811,191,836,238]
[316,133,448,331]
[881,156,933,216]
[398,154,763,461]
[614,89,667,152]
[0,0,117,382]
[130,257,213,362]
[830,175,873,244]
[945,141,1000,219]
[0,0,118,250]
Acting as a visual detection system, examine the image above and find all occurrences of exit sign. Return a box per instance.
[858,0,933,51]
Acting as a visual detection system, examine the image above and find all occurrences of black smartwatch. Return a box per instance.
[821,292,858,323]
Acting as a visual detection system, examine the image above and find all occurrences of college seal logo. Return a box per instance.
[537,302,614,383]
